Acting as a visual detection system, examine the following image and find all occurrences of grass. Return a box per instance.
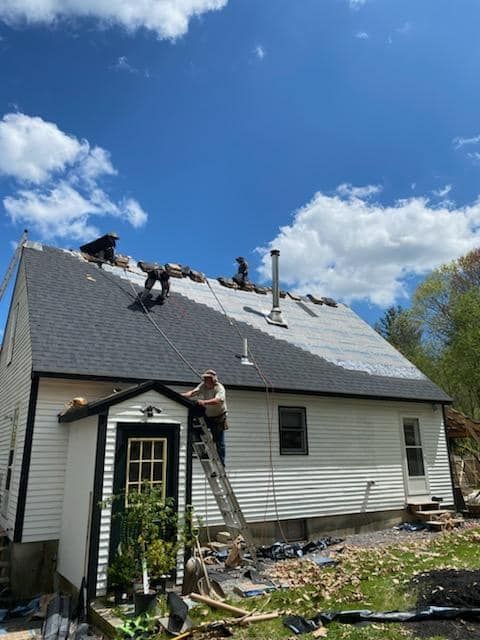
[147,526,480,640]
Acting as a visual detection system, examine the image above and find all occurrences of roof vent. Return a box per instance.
[266,249,288,328]
[240,338,254,366]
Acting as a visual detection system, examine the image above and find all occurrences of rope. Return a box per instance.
[204,277,289,543]
[126,277,202,378]
[100,264,288,542]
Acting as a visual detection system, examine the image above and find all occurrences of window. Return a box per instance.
[403,417,425,477]
[6,303,19,365]
[125,438,167,505]
[279,407,308,455]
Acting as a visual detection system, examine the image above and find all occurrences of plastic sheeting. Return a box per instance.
[258,537,342,561]
[284,606,480,634]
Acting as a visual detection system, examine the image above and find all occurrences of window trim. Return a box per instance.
[402,416,426,478]
[6,302,19,365]
[125,437,167,505]
[278,406,309,455]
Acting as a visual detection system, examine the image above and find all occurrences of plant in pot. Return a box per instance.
[107,548,136,604]
[145,538,179,594]
[116,485,185,615]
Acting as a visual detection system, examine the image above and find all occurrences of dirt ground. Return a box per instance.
[406,568,480,639]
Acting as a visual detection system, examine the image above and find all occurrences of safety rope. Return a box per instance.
[204,277,289,543]
[126,277,202,378]
[101,264,288,543]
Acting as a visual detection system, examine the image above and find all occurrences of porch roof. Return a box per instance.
[58,380,198,423]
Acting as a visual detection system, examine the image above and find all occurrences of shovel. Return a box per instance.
[195,538,225,600]
[182,552,202,595]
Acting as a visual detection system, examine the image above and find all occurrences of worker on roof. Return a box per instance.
[182,369,228,466]
[233,256,249,288]
[80,232,119,264]
[138,262,170,303]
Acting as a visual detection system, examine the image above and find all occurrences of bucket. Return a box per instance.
[134,590,158,616]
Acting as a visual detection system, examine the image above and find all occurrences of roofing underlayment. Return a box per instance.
[20,244,450,402]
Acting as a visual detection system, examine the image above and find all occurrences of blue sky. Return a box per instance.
[1,0,480,336]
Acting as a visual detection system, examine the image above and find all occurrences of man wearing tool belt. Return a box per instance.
[182,369,228,466]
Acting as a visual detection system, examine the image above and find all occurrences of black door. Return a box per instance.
[109,422,180,560]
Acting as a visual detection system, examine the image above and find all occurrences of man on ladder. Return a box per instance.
[182,370,228,466]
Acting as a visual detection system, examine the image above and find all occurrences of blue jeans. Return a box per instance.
[205,415,227,466]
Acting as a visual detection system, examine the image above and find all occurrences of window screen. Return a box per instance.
[279,407,308,455]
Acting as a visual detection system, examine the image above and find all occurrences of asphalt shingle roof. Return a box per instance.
[22,245,451,403]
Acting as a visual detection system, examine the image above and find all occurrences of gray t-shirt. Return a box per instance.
[191,381,227,417]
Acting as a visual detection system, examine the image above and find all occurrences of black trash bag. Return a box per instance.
[317,606,480,626]
[257,542,303,561]
[283,615,319,634]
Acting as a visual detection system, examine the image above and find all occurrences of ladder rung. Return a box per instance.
[194,417,257,566]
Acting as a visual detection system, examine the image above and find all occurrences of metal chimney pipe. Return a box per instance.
[240,337,254,365]
[266,249,287,327]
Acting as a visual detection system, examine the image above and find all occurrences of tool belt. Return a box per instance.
[205,412,229,431]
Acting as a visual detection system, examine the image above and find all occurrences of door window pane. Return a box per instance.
[126,437,167,504]
[403,418,421,446]
[406,448,425,476]
[403,418,425,478]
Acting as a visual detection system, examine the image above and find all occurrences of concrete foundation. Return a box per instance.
[201,509,409,545]
[10,540,58,599]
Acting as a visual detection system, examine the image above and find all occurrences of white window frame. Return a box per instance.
[125,437,167,505]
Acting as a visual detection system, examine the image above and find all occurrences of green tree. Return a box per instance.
[409,248,480,418]
[442,289,480,418]
[374,305,422,359]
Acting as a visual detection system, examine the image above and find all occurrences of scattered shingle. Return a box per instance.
[21,246,450,403]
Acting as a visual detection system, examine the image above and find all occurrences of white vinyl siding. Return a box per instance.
[0,264,33,537]
[57,415,97,589]
[22,378,122,543]
[96,390,189,596]
[190,391,453,525]
[6,303,19,365]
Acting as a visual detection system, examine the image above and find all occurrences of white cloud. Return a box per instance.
[355,31,369,39]
[411,182,416,190]
[453,134,480,149]
[254,45,265,60]
[0,113,83,183]
[122,198,148,228]
[432,184,452,198]
[0,0,228,40]
[336,183,381,198]
[257,188,480,307]
[0,112,148,240]
[349,0,367,7]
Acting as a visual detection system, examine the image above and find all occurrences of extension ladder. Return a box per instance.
[192,417,257,565]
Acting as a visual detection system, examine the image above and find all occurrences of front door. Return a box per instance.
[109,423,179,559]
[402,417,429,496]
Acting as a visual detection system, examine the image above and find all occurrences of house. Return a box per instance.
[0,240,453,600]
